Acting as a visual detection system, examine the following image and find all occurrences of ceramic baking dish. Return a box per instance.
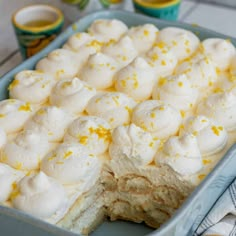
[1,10,236,236]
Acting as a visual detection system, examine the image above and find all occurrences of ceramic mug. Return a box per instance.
[12,4,64,59]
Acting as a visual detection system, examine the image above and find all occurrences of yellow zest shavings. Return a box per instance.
[15,162,23,170]
[151,53,158,62]
[149,142,154,147]
[109,117,114,123]
[208,81,213,86]
[150,112,156,118]
[56,161,64,165]
[158,77,167,87]
[89,154,94,157]
[86,40,103,51]
[112,96,120,106]
[8,79,19,90]
[62,81,72,88]
[158,106,165,111]
[213,87,224,93]
[104,39,116,47]
[121,80,126,88]
[201,119,207,123]
[18,103,32,112]
[198,174,206,181]
[89,126,111,142]
[143,30,149,36]
[10,182,20,200]
[172,40,177,46]
[153,41,166,49]
[192,131,198,136]
[203,159,212,165]
[186,48,191,54]
[178,81,183,87]
[180,110,185,118]
[125,106,132,116]
[56,69,65,79]
[63,150,73,159]
[79,136,88,145]
[184,40,190,46]
[161,60,166,66]
[215,67,221,75]
[0,114,5,118]
[48,155,56,161]
[211,126,223,136]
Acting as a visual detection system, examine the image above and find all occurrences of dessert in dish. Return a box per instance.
[1,18,236,236]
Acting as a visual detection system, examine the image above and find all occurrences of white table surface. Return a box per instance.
[1,0,236,77]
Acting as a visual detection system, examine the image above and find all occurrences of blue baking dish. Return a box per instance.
[1,10,236,236]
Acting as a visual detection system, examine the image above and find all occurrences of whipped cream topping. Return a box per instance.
[175,55,217,89]
[88,19,128,42]
[0,99,34,134]
[197,92,236,131]
[109,123,160,166]
[145,42,177,79]
[132,100,182,139]
[127,24,158,54]
[213,72,236,95]
[12,172,67,219]
[155,134,203,176]
[63,32,95,51]
[50,77,96,115]
[36,49,79,80]
[1,130,50,170]
[86,92,136,129]
[9,70,55,104]
[181,116,228,156]
[152,74,199,111]
[115,57,155,101]
[0,128,6,149]
[156,27,200,61]
[64,116,111,155]
[41,143,102,186]
[0,163,24,202]
[24,106,73,142]
[79,53,118,89]
[102,36,138,68]
[200,38,236,70]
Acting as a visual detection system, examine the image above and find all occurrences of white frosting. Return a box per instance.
[115,57,155,101]
[0,163,24,202]
[63,32,95,51]
[181,116,228,156]
[12,172,67,219]
[132,100,182,139]
[1,130,50,170]
[156,27,200,60]
[155,134,203,176]
[24,106,73,142]
[64,116,111,155]
[145,42,177,79]
[36,49,79,80]
[0,99,34,134]
[88,19,128,42]
[86,92,136,129]
[49,77,96,115]
[197,92,236,131]
[127,24,158,54]
[0,128,6,148]
[41,143,102,185]
[201,38,236,70]
[175,55,217,89]
[102,36,138,68]
[109,124,160,166]
[79,53,118,89]
[152,74,199,111]
[9,70,55,104]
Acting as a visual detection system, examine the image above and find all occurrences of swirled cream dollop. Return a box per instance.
[36,49,80,80]
[9,70,55,104]
[127,24,158,54]
[115,57,155,101]
[155,134,203,176]
[102,36,138,68]
[0,99,34,134]
[181,116,228,156]
[156,27,200,61]
[63,32,95,51]
[0,163,24,202]
[1,130,50,170]
[64,116,111,155]
[145,42,177,79]
[41,143,101,186]
[79,53,118,90]
[24,106,73,142]
[197,92,236,131]
[12,172,67,219]
[200,38,236,71]
[132,100,182,139]
[109,123,160,166]
[88,19,128,42]
[152,74,199,111]
[175,55,217,89]
[86,92,136,129]
[49,78,96,115]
